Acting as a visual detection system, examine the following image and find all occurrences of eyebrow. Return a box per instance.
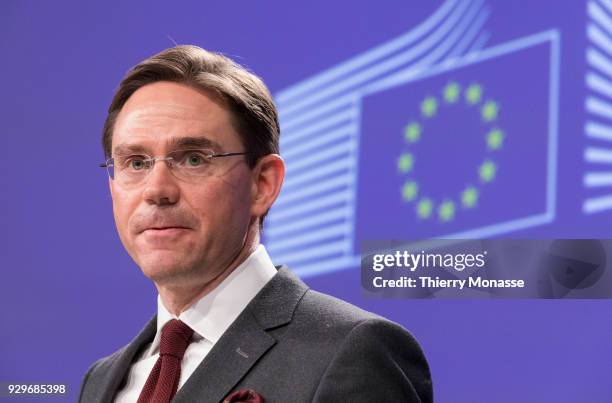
[113,136,223,156]
[168,136,222,151]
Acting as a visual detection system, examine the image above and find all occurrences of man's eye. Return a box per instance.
[184,152,207,167]
[125,157,147,170]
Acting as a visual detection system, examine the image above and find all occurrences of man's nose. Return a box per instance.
[142,160,180,206]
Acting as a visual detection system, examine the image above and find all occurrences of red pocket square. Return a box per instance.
[223,389,265,403]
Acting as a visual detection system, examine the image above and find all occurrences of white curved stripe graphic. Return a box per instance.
[276,0,459,104]
[279,0,480,120]
[585,147,612,163]
[265,206,348,240]
[585,121,612,141]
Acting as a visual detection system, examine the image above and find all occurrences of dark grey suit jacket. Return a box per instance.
[79,267,433,402]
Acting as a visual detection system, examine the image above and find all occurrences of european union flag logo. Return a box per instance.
[355,32,559,243]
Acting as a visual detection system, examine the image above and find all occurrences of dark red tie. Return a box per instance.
[137,319,194,403]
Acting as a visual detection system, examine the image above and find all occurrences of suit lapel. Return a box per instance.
[174,266,308,403]
[173,309,275,403]
[94,316,157,403]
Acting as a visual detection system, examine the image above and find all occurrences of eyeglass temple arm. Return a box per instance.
[212,151,253,158]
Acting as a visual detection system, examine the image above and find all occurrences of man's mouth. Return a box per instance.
[147,226,190,230]
[142,226,191,237]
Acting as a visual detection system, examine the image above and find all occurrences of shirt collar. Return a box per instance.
[148,244,277,356]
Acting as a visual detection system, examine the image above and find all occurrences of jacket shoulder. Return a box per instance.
[298,288,381,324]
[291,290,433,402]
[78,346,129,402]
[78,317,157,402]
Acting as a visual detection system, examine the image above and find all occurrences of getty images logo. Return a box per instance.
[371,250,488,272]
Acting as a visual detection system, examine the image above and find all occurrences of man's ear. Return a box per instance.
[250,154,285,218]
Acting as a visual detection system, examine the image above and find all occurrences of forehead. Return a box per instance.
[112,81,242,153]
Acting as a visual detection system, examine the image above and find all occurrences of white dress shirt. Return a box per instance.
[114,245,277,403]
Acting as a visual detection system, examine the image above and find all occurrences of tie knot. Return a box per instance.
[159,319,194,359]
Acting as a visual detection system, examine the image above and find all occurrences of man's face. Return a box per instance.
[109,81,255,285]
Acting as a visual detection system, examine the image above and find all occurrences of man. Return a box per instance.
[79,45,432,403]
